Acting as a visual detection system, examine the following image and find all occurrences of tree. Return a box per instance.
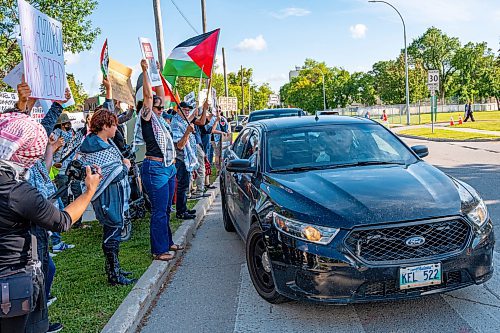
[65,73,87,112]
[0,0,100,90]
[408,27,460,100]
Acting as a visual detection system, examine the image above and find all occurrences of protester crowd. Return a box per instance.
[0,59,230,333]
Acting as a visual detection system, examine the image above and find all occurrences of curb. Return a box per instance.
[397,134,500,142]
[101,179,220,333]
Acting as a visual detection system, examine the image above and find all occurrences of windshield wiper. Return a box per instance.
[331,161,406,168]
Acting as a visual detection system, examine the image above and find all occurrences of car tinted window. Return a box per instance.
[241,131,260,167]
[232,129,251,158]
[266,124,417,171]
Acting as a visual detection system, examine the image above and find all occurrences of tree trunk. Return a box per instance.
[496,96,500,111]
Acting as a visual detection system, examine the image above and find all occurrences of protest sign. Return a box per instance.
[3,61,24,89]
[184,91,196,108]
[108,58,135,106]
[0,92,18,113]
[218,96,238,112]
[4,60,75,111]
[138,37,162,86]
[18,0,65,100]
[84,96,106,112]
[30,106,45,123]
[100,39,109,79]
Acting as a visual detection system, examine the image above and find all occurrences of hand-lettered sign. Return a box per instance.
[138,37,162,87]
[108,58,135,106]
[18,0,65,100]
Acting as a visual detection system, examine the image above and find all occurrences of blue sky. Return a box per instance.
[64,0,500,96]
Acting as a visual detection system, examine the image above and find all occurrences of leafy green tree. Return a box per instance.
[0,0,100,90]
[408,27,460,100]
[65,73,87,112]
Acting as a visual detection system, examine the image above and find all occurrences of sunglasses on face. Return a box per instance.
[153,105,164,111]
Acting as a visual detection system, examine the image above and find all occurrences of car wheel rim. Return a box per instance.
[251,236,274,292]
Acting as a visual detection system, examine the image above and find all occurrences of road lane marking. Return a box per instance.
[233,264,365,333]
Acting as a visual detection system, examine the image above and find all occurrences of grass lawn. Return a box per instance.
[384,111,500,131]
[397,128,499,140]
[49,200,197,333]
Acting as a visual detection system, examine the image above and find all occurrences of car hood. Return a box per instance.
[263,162,462,229]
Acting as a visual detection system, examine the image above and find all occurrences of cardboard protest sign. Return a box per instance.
[198,87,217,114]
[0,92,18,113]
[18,0,65,100]
[108,58,135,106]
[139,37,162,86]
[100,39,109,79]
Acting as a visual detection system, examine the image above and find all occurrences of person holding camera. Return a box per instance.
[0,88,101,333]
[78,108,135,285]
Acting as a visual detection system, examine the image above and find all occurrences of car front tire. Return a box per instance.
[246,223,289,304]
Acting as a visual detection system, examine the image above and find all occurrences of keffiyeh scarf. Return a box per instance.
[133,107,176,167]
[0,112,48,168]
[171,113,199,172]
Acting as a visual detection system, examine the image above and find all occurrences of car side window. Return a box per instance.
[242,130,260,167]
[233,129,251,158]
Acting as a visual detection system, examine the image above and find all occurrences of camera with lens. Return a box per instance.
[66,160,96,181]
[122,144,136,161]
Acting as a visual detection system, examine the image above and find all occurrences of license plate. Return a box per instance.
[399,263,441,290]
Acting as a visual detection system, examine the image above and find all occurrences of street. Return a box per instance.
[141,139,500,333]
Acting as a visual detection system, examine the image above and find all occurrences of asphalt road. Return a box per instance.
[141,140,500,333]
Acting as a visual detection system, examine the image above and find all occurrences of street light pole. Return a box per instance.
[369,0,410,125]
[321,71,326,110]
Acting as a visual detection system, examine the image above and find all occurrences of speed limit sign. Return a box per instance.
[427,70,439,91]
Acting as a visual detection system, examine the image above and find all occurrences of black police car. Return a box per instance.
[220,116,494,304]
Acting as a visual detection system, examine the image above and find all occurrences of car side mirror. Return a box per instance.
[227,159,255,173]
[234,125,243,133]
[411,145,429,158]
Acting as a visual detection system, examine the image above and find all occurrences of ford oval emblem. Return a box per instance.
[405,236,425,247]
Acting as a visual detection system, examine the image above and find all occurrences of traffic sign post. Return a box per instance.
[427,70,440,134]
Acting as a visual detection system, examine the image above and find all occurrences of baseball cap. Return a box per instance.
[179,101,193,109]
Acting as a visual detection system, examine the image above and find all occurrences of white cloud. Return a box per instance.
[88,70,103,96]
[265,74,287,82]
[350,24,367,39]
[271,7,311,19]
[214,54,224,74]
[235,35,267,52]
[64,52,80,65]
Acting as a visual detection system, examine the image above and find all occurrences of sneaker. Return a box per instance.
[205,184,216,190]
[49,252,57,258]
[187,209,196,214]
[47,295,57,307]
[176,212,196,220]
[52,242,75,253]
[47,322,63,333]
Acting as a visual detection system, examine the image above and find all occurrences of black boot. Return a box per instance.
[103,243,136,286]
[115,246,133,277]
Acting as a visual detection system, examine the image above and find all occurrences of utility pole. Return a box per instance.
[153,0,166,69]
[241,65,244,115]
[248,80,251,113]
[222,47,228,97]
[201,0,207,33]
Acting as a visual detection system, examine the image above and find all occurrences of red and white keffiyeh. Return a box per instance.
[0,112,47,168]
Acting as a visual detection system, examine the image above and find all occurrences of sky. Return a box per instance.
[64,0,500,96]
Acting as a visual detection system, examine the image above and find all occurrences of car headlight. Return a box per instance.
[466,199,488,228]
[273,212,339,245]
[455,179,489,229]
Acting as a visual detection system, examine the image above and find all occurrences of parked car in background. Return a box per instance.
[316,110,340,116]
[220,116,494,304]
[230,115,248,132]
[247,108,305,124]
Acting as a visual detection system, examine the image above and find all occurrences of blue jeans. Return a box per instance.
[46,256,56,299]
[141,159,177,255]
[174,159,190,215]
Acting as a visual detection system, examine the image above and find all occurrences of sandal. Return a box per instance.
[170,244,185,251]
[153,253,175,261]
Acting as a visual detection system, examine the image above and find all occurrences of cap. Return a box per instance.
[179,101,193,109]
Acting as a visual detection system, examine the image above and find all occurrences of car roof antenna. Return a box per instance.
[315,111,319,121]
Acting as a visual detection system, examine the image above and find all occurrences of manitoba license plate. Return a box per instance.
[399,263,441,290]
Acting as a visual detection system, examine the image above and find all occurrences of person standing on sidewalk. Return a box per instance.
[191,104,211,199]
[171,102,199,220]
[134,59,184,261]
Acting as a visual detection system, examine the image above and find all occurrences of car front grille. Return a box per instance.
[344,218,471,264]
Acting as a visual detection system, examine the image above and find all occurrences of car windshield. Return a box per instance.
[249,111,302,122]
[266,124,417,172]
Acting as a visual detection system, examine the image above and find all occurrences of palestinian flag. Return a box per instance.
[163,29,220,86]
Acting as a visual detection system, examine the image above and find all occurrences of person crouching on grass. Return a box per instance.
[78,108,136,285]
